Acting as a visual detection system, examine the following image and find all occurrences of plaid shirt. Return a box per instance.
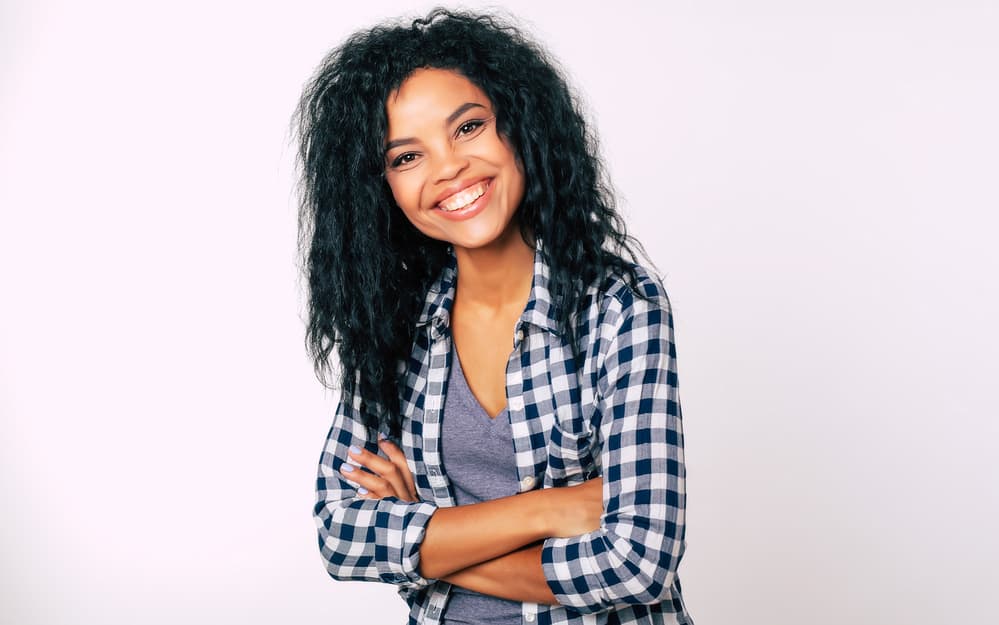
[315,241,692,624]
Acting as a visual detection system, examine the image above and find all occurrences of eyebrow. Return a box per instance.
[384,102,488,153]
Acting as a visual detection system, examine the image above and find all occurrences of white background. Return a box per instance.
[2,1,997,623]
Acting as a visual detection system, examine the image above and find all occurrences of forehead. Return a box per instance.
[385,68,492,132]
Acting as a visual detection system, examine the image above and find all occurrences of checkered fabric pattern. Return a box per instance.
[314,240,692,624]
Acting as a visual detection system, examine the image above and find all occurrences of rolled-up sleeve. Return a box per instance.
[541,288,687,612]
[314,392,438,589]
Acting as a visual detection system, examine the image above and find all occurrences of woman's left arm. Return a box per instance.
[540,286,687,613]
[441,544,557,604]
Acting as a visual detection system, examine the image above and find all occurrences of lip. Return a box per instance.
[432,177,493,208]
[432,178,495,221]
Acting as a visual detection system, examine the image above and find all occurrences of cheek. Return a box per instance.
[387,178,423,221]
[495,138,525,192]
[388,178,444,238]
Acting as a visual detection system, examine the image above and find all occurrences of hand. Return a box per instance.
[339,437,419,502]
[545,477,604,537]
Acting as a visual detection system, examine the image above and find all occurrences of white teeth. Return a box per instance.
[438,181,488,212]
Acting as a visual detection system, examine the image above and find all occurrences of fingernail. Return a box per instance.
[358,487,369,495]
[341,464,354,473]
[349,445,361,455]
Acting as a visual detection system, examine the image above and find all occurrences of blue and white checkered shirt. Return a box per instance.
[314,241,692,624]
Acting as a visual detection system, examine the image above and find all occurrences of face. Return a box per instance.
[383,68,525,251]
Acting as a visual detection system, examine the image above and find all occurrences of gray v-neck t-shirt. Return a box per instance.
[440,345,523,625]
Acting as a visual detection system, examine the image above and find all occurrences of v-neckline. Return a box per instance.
[451,345,508,421]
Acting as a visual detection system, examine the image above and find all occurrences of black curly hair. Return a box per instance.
[295,8,654,436]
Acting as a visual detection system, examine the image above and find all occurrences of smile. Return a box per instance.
[437,180,491,212]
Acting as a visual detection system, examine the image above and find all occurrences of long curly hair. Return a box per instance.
[295,8,653,436]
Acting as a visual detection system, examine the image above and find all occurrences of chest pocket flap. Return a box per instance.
[544,419,599,487]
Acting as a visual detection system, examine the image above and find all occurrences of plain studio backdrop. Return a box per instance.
[1,1,996,623]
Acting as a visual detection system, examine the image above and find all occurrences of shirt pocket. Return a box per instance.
[544,419,599,487]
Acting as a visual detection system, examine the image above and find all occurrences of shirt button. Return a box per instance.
[525,613,536,623]
[520,475,536,491]
[509,396,524,411]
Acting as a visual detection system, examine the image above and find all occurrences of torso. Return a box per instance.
[386,248,690,624]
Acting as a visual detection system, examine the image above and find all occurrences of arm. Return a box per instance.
[442,544,558,605]
[541,289,687,613]
[344,441,603,580]
[314,395,439,589]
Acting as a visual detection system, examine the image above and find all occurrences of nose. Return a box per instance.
[433,146,469,183]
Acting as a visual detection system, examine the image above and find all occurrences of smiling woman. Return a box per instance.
[295,8,692,625]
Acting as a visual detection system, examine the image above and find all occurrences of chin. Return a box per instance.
[445,219,521,251]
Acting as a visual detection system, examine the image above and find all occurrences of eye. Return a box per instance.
[389,152,420,170]
[455,118,489,139]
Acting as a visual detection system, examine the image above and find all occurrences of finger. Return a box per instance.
[348,445,410,500]
[378,435,417,499]
[338,462,393,499]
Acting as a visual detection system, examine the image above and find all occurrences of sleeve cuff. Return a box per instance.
[376,498,439,587]
[541,533,609,613]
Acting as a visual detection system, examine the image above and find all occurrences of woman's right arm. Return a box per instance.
[314,396,439,589]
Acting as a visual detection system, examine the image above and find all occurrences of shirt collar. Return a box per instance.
[416,238,562,336]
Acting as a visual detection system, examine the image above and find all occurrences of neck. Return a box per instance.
[453,225,535,314]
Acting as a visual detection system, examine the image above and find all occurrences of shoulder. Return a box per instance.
[575,262,679,397]
[569,260,675,368]
[590,261,672,326]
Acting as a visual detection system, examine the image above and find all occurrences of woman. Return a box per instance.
[295,9,692,625]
